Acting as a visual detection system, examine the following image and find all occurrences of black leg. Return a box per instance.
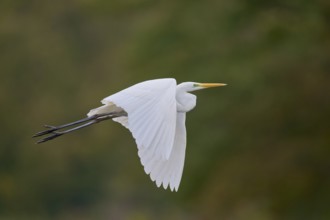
[33,111,127,144]
[33,115,99,137]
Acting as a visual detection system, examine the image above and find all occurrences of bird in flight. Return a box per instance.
[33,78,226,191]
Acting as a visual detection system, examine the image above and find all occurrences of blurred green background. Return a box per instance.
[1,0,329,219]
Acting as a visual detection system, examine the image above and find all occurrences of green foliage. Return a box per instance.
[1,0,329,219]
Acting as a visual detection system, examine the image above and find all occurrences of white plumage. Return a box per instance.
[87,78,225,191]
[88,79,183,190]
[101,79,177,161]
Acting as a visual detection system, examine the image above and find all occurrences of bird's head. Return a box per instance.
[178,82,227,92]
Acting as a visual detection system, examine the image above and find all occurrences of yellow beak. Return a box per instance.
[198,83,227,88]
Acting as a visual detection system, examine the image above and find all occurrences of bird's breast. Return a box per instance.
[176,93,196,112]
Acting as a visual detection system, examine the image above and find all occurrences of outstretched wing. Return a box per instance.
[139,112,187,191]
[102,78,177,160]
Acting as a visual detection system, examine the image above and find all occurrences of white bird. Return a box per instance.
[34,78,226,191]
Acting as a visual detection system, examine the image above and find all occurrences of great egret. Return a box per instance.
[33,78,226,191]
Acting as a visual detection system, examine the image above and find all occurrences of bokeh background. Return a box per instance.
[1,0,329,219]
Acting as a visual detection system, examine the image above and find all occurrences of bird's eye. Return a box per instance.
[193,83,199,87]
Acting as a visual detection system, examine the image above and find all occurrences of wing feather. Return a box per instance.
[139,108,164,150]
[102,78,177,160]
[132,105,157,144]
[140,112,187,191]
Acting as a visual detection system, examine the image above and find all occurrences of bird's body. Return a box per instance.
[34,78,226,191]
